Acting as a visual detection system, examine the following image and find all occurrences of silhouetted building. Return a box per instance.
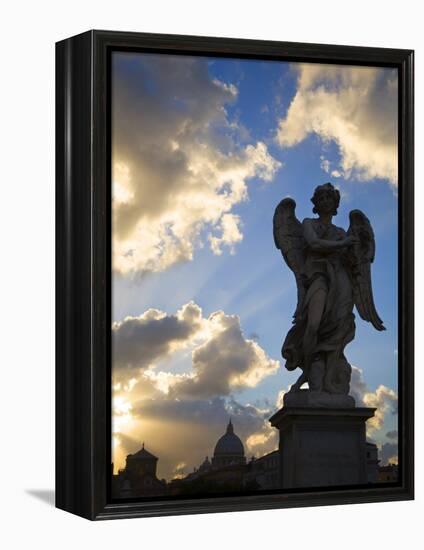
[245,450,280,490]
[212,420,246,469]
[112,443,167,498]
[169,420,276,495]
[378,463,399,482]
[198,455,212,473]
[112,422,385,499]
[366,442,380,483]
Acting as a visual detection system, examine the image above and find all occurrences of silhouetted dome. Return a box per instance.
[198,456,211,472]
[214,420,244,457]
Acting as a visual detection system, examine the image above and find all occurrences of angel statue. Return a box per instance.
[273,182,385,398]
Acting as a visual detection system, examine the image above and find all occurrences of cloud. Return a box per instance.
[381,442,398,466]
[169,310,280,398]
[386,430,398,440]
[112,53,281,275]
[320,155,342,179]
[112,301,203,375]
[172,462,187,480]
[245,423,278,458]
[320,155,331,174]
[276,64,398,185]
[363,385,398,433]
[208,213,243,256]
[113,302,280,396]
[378,430,398,466]
[349,365,368,405]
[350,366,398,435]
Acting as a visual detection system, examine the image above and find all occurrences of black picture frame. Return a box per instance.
[56,30,414,520]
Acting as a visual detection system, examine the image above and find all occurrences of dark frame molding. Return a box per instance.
[56,30,414,520]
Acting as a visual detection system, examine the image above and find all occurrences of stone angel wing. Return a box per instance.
[347,210,385,331]
[273,198,306,321]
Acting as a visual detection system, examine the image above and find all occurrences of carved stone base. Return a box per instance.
[283,389,355,409]
[269,406,375,489]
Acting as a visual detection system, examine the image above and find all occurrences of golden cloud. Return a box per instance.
[276,63,398,185]
[350,366,398,436]
[112,53,281,275]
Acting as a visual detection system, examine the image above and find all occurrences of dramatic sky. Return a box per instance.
[111,52,399,481]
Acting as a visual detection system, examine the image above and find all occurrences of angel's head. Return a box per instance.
[311,182,340,216]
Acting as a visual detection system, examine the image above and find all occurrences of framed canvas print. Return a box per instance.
[56,30,414,520]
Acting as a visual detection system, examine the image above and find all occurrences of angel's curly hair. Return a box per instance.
[311,182,340,215]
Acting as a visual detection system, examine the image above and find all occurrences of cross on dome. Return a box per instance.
[226,419,234,434]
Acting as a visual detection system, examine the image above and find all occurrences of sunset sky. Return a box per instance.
[111,52,399,481]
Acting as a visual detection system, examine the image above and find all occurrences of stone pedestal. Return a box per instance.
[269,405,376,489]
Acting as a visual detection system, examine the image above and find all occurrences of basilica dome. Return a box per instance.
[213,420,245,458]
